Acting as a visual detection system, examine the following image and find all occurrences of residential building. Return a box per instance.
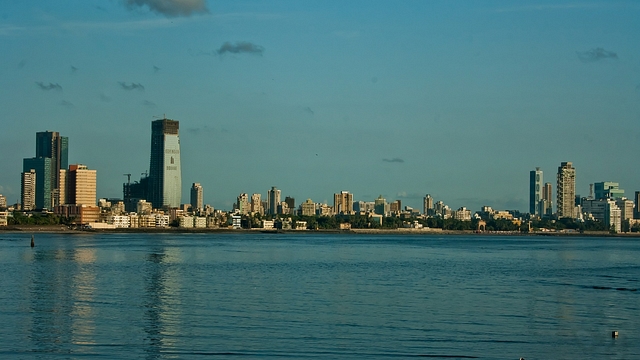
[300,198,316,216]
[390,200,401,214]
[333,191,353,215]
[21,169,36,211]
[0,194,6,209]
[354,201,375,213]
[374,195,386,215]
[542,182,553,216]
[251,193,264,215]
[453,207,472,221]
[557,162,576,219]
[267,186,281,215]
[616,198,634,222]
[530,167,543,216]
[149,118,181,209]
[22,157,52,210]
[236,193,250,215]
[190,183,203,212]
[423,194,434,216]
[137,200,153,215]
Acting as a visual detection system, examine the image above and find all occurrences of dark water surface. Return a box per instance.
[0,233,638,359]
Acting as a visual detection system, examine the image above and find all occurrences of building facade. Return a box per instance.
[35,131,68,206]
[557,162,576,219]
[23,157,52,210]
[190,183,203,212]
[530,167,543,216]
[333,191,353,215]
[149,119,181,209]
[21,169,36,211]
[267,186,281,215]
[66,164,97,205]
[423,194,433,216]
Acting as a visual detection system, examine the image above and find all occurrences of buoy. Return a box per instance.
[612,331,619,338]
[30,235,34,248]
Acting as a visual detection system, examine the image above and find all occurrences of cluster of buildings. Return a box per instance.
[529,162,640,232]
[2,118,640,233]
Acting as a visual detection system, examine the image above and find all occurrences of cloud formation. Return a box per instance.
[217,41,264,55]
[59,100,74,108]
[153,65,161,73]
[304,106,314,115]
[143,100,157,107]
[71,65,78,73]
[383,158,405,163]
[35,82,62,91]
[124,0,208,17]
[577,47,618,62]
[118,82,145,91]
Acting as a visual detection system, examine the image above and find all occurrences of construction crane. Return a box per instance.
[123,173,131,184]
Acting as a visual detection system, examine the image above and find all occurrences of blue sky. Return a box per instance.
[1,0,639,211]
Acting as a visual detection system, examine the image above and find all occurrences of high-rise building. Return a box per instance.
[557,162,576,219]
[423,194,433,216]
[374,195,386,215]
[190,183,203,212]
[285,196,295,212]
[236,193,250,215]
[300,198,316,216]
[333,191,353,215]
[35,131,68,206]
[530,167,543,216]
[251,193,263,215]
[23,157,52,210]
[635,191,640,219]
[267,186,281,215]
[594,182,624,200]
[21,169,37,211]
[67,164,97,205]
[149,119,181,209]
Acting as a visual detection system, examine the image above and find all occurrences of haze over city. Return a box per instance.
[1,0,639,211]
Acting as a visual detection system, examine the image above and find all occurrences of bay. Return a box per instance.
[0,233,638,359]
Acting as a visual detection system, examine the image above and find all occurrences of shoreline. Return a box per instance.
[1,225,637,237]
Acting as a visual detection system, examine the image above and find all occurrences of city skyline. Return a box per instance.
[1,1,639,211]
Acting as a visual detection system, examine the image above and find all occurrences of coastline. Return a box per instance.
[1,225,636,237]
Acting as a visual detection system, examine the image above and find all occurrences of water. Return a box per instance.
[0,233,638,359]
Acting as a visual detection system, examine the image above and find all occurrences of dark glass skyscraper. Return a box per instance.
[149,119,181,209]
[35,131,68,206]
[23,157,52,210]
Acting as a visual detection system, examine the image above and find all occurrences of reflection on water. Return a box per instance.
[0,234,638,359]
[144,245,183,359]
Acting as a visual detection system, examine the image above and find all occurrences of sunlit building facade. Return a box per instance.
[149,119,181,209]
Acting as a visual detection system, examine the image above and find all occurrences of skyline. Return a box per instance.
[1,0,640,211]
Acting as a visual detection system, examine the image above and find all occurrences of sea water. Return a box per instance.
[0,232,638,359]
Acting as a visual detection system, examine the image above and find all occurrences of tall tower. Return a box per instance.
[67,164,97,205]
[21,169,36,211]
[190,183,203,212]
[267,186,281,215]
[423,194,433,216]
[22,157,52,210]
[149,119,181,209]
[35,131,68,206]
[333,191,353,215]
[557,162,576,219]
[530,167,543,216]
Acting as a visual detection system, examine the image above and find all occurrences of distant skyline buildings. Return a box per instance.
[35,131,68,205]
[267,187,281,215]
[148,119,181,209]
[333,191,353,215]
[530,167,543,216]
[190,183,203,212]
[557,162,576,219]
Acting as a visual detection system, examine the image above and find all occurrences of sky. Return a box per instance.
[1,0,639,212]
